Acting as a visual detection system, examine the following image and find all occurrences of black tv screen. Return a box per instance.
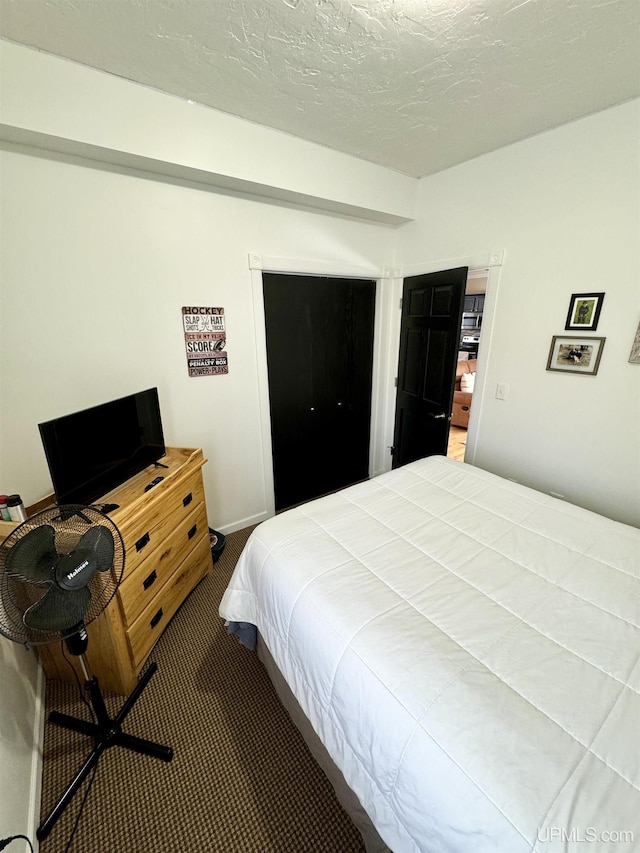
[38,388,166,506]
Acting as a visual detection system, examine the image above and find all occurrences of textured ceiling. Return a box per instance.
[1,0,638,178]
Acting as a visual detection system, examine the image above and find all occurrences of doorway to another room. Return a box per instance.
[448,273,487,462]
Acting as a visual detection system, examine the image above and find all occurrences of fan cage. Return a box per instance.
[0,505,125,646]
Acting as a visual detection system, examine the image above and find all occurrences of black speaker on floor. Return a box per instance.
[209,527,226,562]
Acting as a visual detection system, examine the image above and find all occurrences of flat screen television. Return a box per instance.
[38,388,166,506]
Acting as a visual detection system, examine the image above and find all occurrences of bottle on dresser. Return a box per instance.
[0,495,10,521]
[6,494,27,522]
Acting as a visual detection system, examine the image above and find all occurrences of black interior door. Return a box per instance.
[392,267,467,468]
[263,274,376,510]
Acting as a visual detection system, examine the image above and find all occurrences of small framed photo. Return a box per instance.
[565,292,605,331]
[546,336,606,375]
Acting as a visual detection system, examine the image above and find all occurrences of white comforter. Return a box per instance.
[219,457,640,853]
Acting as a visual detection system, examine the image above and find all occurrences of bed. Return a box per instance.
[219,456,640,853]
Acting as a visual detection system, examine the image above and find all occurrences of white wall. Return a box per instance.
[0,637,44,850]
[397,99,640,526]
[0,39,416,225]
[0,147,398,532]
[0,43,409,537]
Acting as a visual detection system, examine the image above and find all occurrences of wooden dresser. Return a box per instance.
[10,447,213,694]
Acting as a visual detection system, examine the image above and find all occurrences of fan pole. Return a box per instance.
[37,660,173,842]
[77,650,91,681]
[0,505,174,842]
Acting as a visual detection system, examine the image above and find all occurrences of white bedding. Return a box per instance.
[219,457,640,852]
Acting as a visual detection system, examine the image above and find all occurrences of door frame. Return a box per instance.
[249,253,390,518]
[387,250,505,470]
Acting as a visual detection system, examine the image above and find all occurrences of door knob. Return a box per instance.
[429,411,446,420]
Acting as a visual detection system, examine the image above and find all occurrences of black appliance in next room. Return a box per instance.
[460,333,481,359]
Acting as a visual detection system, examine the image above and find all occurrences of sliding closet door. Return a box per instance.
[263,274,375,511]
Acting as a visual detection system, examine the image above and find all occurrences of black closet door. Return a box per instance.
[263,274,375,511]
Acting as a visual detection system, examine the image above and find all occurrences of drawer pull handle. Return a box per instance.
[183,492,193,508]
[150,608,163,630]
[187,524,197,540]
[135,532,150,552]
[143,570,157,590]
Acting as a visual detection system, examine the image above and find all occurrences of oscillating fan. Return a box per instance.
[0,505,173,842]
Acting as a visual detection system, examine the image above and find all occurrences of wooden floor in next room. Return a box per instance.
[447,425,467,462]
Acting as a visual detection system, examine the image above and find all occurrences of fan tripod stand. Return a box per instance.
[38,655,173,842]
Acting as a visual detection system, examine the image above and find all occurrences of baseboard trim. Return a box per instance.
[216,511,270,536]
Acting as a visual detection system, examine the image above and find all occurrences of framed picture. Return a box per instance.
[546,335,606,375]
[565,292,605,331]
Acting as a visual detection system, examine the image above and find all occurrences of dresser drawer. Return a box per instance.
[126,533,211,669]
[119,470,205,579]
[118,501,209,628]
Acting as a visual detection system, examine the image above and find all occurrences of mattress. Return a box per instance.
[219,456,640,852]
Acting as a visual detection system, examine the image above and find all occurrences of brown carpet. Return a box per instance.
[39,526,366,853]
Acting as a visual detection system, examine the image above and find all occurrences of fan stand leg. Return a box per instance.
[37,661,173,843]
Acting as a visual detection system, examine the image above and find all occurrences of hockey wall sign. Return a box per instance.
[182,307,229,377]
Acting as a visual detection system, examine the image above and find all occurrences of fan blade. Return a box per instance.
[5,525,57,584]
[55,525,115,591]
[23,585,91,633]
[77,525,115,573]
